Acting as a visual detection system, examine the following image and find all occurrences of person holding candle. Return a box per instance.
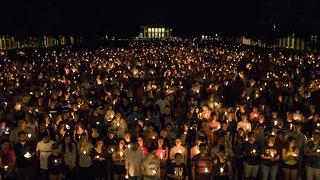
[167,153,188,180]
[112,139,126,180]
[77,134,93,180]
[260,134,280,180]
[155,136,168,179]
[170,138,188,164]
[111,112,128,138]
[0,139,15,178]
[237,115,251,134]
[125,137,144,180]
[304,130,320,180]
[242,132,260,180]
[47,143,65,180]
[90,139,108,180]
[138,136,148,157]
[213,147,232,180]
[36,132,56,180]
[141,145,161,180]
[281,136,299,180]
[191,143,214,180]
[13,131,36,180]
[59,135,76,180]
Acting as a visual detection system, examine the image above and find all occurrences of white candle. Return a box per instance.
[252,149,256,154]
[125,175,129,179]
[220,167,224,173]
[204,168,209,173]
[28,133,32,138]
[4,165,8,171]
[24,152,32,159]
[274,121,278,126]
[270,152,274,158]
[152,170,156,175]
[83,151,87,155]
[128,145,131,149]
[54,159,58,163]
[196,149,200,155]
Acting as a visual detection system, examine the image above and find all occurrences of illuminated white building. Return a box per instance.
[140,24,172,39]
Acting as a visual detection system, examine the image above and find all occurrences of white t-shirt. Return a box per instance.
[36,140,55,170]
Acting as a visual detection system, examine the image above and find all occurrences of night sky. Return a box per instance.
[0,0,319,37]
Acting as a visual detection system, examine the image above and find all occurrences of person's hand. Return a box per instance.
[99,157,105,161]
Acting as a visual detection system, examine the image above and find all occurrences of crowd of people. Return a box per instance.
[0,39,320,180]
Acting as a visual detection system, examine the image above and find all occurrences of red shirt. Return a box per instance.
[0,148,15,167]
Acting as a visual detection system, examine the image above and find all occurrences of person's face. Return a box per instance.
[20,134,27,142]
[290,139,296,146]
[1,142,9,150]
[199,146,207,155]
[268,137,275,145]
[158,138,164,145]
[96,140,103,147]
[138,138,144,146]
[249,135,256,142]
[175,139,181,146]
[131,142,138,150]
[175,155,183,164]
[18,120,26,127]
[43,136,50,143]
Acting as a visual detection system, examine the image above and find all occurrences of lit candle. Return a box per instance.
[117,122,120,127]
[111,148,114,152]
[125,175,129,179]
[152,136,156,140]
[290,124,293,130]
[28,133,32,138]
[252,149,256,154]
[196,149,200,155]
[152,170,157,175]
[66,124,70,130]
[317,149,320,153]
[4,128,9,134]
[24,152,32,159]
[83,151,87,155]
[317,123,320,127]
[54,159,58,163]
[128,144,131,149]
[96,121,100,125]
[204,168,209,173]
[220,167,224,173]
[4,165,8,171]
[95,155,100,159]
[274,121,278,126]
[270,152,274,158]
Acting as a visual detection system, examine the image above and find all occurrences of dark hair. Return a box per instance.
[60,135,74,153]
[0,139,10,145]
[247,131,255,137]
[157,136,167,150]
[199,143,206,149]
[286,136,296,150]
[174,153,182,158]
